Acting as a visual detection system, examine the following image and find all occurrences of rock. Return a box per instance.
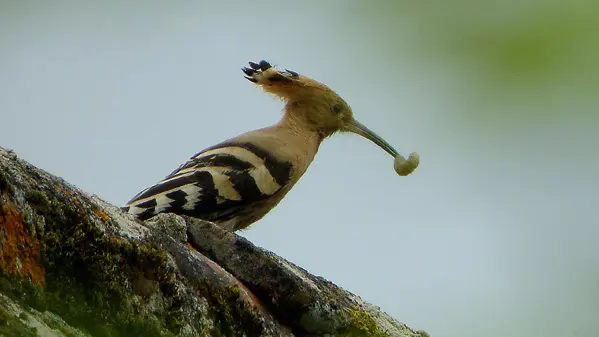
[0,146,426,336]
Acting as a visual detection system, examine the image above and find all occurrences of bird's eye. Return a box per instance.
[332,104,343,114]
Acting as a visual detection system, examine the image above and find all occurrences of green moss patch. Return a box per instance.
[343,309,390,337]
[0,298,38,337]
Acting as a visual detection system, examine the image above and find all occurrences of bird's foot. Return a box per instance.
[242,60,299,86]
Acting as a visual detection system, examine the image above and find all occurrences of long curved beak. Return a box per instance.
[345,120,399,157]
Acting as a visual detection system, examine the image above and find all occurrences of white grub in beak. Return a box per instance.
[345,120,419,176]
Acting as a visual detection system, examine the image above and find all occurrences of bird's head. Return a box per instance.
[243,60,419,176]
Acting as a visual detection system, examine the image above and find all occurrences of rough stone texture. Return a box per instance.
[0,146,427,337]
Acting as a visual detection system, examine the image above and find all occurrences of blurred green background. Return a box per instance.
[1,1,597,336]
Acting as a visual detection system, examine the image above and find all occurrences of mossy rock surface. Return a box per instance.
[0,147,425,337]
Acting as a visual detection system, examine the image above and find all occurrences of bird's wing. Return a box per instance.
[124,141,293,222]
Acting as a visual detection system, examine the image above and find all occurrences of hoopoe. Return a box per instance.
[122,60,419,231]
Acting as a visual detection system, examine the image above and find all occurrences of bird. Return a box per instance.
[122,60,419,231]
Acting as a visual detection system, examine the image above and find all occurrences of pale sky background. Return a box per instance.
[1,1,598,337]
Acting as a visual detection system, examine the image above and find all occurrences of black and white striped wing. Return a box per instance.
[123,142,292,222]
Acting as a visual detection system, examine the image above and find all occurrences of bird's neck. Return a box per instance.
[241,116,318,178]
[278,107,333,141]
[271,114,323,150]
